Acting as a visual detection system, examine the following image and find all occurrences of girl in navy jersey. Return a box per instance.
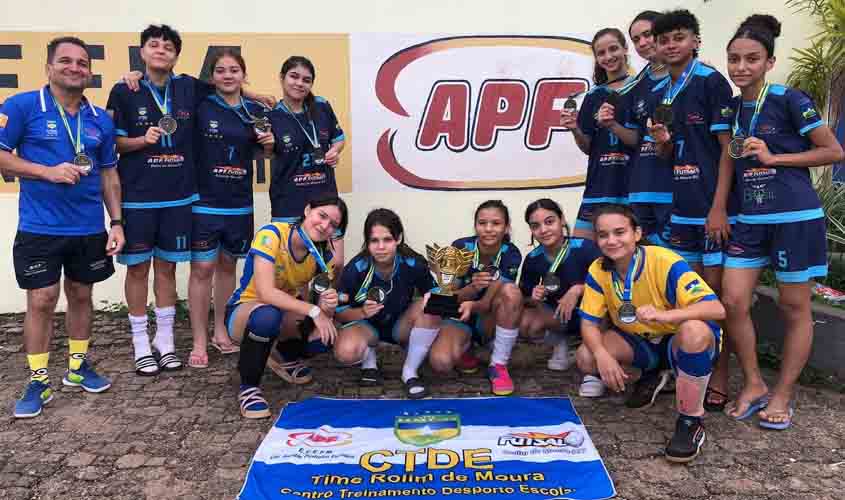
[333,209,439,398]
[269,56,346,267]
[625,11,674,243]
[711,15,844,428]
[186,50,275,368]
[518,199,602,394]
[561,28,639,239]
[443,200,523,396]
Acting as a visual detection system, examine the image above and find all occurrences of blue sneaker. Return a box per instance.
[62,360,112,393]
[14,380,53,418]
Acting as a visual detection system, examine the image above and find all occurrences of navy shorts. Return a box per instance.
[118,205,192,266]
[615,323,721,373]
[191,212,254,261]
[667,222,725,267]
[575,202,623,232]
[630,203,672,243]
[13,231,114,289]
[340,319,403,344]
[725,218,828,283]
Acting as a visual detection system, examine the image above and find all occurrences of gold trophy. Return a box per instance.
[423,243,474,317]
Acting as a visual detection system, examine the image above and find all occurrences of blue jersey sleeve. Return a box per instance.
[190,75,215,108]
[337,259,364,310]
[323,99,345,143]
[518,254,540,297]
[500,243,522,283]
[0,94,27,152]
[706,72,734,134]
[577,91,599,137]
[106,84,131,137]
[412,257,438,294]
[787,89,824,136]
[97,112,118,168]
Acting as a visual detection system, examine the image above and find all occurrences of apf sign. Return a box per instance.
[351,34,595,192]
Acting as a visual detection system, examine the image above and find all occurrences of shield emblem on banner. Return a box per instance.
[394,412,461,446]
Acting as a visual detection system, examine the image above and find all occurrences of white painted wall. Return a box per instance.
[0,0,817,312]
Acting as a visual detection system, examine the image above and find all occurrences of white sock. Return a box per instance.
[129,314,151,360]
[401,327,438,382]
[361,346,378,370]
[490,325,518,365]
[152,306,176,354]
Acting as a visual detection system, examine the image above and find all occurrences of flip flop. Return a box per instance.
[188,351,209,369]
[210,340,240,355]
[726,393,770,421]
[703,387,729,412]
[758,406,794,430]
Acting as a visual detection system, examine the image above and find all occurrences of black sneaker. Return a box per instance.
[360,368,383,387]
[625,370,670,409]
[665,416,706,463]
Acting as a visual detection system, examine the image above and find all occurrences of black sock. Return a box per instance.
[275,338,306,361]
[679,415,702,426]
[239,335,272,387]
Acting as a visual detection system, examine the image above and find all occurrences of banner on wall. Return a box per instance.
[239,397,616,500]
[350,34,599,192]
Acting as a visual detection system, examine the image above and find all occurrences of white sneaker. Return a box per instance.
[579,375,606,397]
[547,341,572,371]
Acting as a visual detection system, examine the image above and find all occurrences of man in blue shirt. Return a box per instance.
[0,37,124,418]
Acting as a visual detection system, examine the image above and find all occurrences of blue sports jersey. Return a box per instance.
[337,252,437,330]
[194,95,267,214]
[729,85,825,223]
[0,86,117,236]
[576,86,637,205]
[107,74,213,207]
[648,61,736,223]
[269,97,345,218]
[451,236,522,287]
[626,70,673,204]
[519,238,601,305]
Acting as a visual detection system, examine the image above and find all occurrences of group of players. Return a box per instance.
[2,8,843,464]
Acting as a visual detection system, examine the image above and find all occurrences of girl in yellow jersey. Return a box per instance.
[225,196,348,418]
[576,204,725,463]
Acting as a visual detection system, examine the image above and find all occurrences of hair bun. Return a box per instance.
[741,14,782,38]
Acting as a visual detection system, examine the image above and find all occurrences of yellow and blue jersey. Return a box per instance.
[728,85,825,224]
[228,222,332,306]
[579,245,717,339]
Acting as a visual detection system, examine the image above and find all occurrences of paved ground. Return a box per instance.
[0,312,843,500]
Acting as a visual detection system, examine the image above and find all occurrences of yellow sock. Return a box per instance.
[68,339,89,371]
[27,353,50,383]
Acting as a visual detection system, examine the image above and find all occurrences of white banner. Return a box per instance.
[350,33,603,192]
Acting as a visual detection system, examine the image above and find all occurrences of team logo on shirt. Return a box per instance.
[209,120,219,130]
[176,110,192,120]
[634,99,648,120]
[282,134,292,144]
[0,113,7,128]
[45,120,58,138]
[757,124,777,135]
[686,112,705,125]
[743,167,776,181]
[720,106,733,118]
[138,107,147,116]
[673,164,700,180]
[802,107,818,119]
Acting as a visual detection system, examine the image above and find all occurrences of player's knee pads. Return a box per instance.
[246,305,284,343]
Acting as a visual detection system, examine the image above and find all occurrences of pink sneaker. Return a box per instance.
[487,364,514,396]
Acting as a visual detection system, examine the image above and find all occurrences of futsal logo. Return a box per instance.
[498,430,585,448]
[286,426,353,447]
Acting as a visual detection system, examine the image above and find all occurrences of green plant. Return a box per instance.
[786,0,845,113]
[98,298,191,321]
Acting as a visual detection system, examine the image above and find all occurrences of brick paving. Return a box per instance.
[0,312,843,500]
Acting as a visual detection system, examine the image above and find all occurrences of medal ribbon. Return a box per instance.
[278,101,320,150]
[354,255,398,303]
[239,96,270,125]
[547,239,571,275]
[732,82,770,138]
[472,239,504,270]
[617,63,665,96]
[142,76,173,148]
[611,246,642,302]
[51,92,83,155]
[661,58,699,105]
[209,94,253,126]
[296,225,329,274]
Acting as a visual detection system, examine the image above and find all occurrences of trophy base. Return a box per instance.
[424,293,461,318]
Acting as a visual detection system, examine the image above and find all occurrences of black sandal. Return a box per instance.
[404,377,429,400]
[360,368,383,387]
[156,352,183,372]
[704,387,728,412]
[135,355,160,376]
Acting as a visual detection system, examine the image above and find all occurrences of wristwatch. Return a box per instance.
[110,219,124,227]
[308,305,321,319]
